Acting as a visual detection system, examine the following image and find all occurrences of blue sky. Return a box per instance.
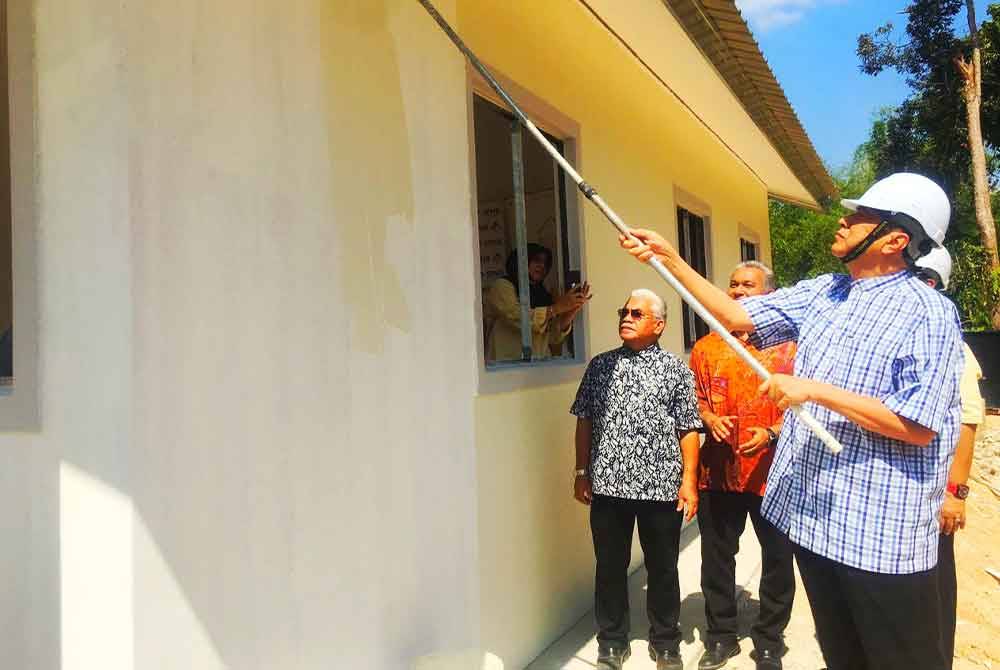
[736,0,993,171]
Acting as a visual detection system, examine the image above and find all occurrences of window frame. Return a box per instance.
[673,189,713,352]
[738,223,761,263]
[0,0,40,429]
[467,67,589,395]
[0,0,10,388]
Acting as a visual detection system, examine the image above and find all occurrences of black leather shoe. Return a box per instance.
[698,641,741,670]
[753,648,782,670]
[648,644,683,670]
[596,644,631,670]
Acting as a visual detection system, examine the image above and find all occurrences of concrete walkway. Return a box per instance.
[526,522,825,670]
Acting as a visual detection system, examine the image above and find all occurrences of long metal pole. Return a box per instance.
[416,0,842,454]
[511,122,533,360]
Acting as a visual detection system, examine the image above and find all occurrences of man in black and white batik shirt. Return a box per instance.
[571,289,702,670]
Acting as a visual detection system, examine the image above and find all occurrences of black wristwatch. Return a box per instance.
[765,427,778,445]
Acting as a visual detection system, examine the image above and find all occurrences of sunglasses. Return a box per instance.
[617,308,649,321]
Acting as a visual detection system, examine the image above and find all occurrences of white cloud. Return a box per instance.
[735,0,842,32]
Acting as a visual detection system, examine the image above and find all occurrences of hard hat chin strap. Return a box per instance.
[840,220,891,265]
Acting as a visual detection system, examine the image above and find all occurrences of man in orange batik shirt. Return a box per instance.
[689,261,796,670]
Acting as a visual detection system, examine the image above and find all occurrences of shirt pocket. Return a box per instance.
[709,376,729,408]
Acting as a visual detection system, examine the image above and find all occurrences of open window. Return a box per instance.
[472,94,584,370]
[739,224,762,264]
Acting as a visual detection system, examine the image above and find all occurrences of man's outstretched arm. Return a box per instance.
[760,375,936,446]
[620,229,753,332]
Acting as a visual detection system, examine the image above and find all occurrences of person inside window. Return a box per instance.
[484,243,590,362]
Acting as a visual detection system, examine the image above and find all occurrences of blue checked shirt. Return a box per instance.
[743,271,962,574]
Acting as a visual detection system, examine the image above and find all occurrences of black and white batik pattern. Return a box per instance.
[571,344,702,502]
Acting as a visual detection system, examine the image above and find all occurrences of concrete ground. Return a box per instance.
[526,520,824,670]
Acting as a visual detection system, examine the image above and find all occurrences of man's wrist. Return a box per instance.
[574,467,589,478]
[805,380,833,406]
[946,481,970,499]
[663,245,682,265]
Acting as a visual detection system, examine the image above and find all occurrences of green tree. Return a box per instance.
[857,1,1000,328]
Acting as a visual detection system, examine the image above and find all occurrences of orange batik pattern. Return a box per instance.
[688,333,797,496]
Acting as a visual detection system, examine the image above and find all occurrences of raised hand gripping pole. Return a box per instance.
[417,0,842,454]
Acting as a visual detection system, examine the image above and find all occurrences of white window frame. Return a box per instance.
[467,67,589,395]
[0,0,40,429]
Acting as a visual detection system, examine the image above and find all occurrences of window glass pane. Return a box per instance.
[677,207,709,349]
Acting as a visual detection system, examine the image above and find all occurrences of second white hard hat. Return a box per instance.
[914,245,953,290]
[841,173,951,246]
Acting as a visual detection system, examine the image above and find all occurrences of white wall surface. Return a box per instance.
[3,0,482,668]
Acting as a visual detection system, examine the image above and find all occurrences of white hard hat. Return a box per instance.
[914,245,952,290]
[841,173,951,246]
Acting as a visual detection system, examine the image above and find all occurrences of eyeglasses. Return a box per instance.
[617,308,648,321]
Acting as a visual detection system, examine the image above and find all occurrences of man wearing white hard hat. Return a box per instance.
[915,247,986,668]
[619,173,963,670]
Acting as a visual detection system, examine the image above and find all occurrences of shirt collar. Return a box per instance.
[620,342,661,358]
[849,269,911,293]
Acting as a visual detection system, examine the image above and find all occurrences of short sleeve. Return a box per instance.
[883,309,963,434]
[670,361,703,433]
[960,344,986,425]
[570,360,598,418]
[744,275,835,349]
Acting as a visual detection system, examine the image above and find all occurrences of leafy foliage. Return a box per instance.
[857,1,964,84]
[949,237,1000,329]
[770,148,875,288]
[857,2,987,192]
[850,1,1000,329]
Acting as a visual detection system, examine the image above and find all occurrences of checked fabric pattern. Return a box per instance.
[743,271,963,574]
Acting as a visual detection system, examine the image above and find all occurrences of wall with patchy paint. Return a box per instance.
[3,0,482,668]
[129,1,483,667]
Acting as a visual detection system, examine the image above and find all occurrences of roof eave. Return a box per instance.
[662,0,837,207]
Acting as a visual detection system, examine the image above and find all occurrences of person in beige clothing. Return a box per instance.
[485,244,591,362]
[915,247,986,668]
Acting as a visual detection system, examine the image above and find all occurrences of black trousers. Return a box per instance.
[937,533,957,667]
[793,543,947,670]
[590,494,683,651]
[697,491,795,652]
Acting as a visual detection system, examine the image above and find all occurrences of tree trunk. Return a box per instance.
[956,0,1000,328]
